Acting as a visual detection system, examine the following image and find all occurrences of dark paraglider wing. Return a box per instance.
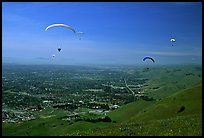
[149,57,155,63]
[143,56,155,63]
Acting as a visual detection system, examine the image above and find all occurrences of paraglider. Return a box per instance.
[45,23,76,33]
[76,31,84,40]
[170,37,176,46]
[143,56,155,63]
[45,23,84,57]
[52,54,55,58]
[45,23,76,55]
[58,47,61,52]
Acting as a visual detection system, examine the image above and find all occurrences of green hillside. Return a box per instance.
[76,82,202,136]
[130,81,202,121]
[108,99,155,123]
[141,65,202,100]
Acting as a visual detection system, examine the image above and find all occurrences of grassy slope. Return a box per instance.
[141,65,202,99]
[108,100,156,123]
[77,81,202,136]
[129,81,202,121]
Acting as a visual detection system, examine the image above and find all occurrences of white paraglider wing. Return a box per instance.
[45,24,76,33]
[170,38,176,42]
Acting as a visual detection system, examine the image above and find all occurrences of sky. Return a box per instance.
[2,2,202,65]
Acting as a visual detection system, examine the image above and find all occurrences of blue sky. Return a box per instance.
[2,2,202,65]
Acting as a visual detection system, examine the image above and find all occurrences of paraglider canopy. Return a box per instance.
[170,38,176,42]
[45,23,76,33]
[143,56,155,63]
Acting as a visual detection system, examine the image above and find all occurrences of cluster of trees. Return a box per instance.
[75,116,112,123]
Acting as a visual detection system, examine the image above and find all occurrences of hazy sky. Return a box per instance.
[2,2,202,65]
